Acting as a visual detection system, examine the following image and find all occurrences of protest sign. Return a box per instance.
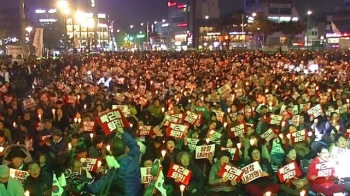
[277,162,301,182]
[40,135,51,142]
[182,111,199,124]
[213,110,224,122]
[167,163,192,185]
[217,83,232,96]
[315,162,333,177]
[140,167,152,184]
[268,114,283,126]
[166,123,188,139]
[218,164,244,182]
[9,168,29,184]
[187,138,199,151]
[22,98,36,110]
[241,161,262,183]
[137,125,153,136]
[195,144,215,159]
[307,104,323,118]
[260,128,278,142]
[112,105,130,117]
[288,130,307,143]
[291,115,300,126]
[80,158,99,172]
[82,121,95,132]
[230,123,247,138]
[96,109,130,135]
[164,114,183,126]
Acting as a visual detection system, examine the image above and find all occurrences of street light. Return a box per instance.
[130,25,134,29]
[306,10,312,47]
[205,15,209,20]
[57,0,70,53]
[154,21,157,24]
[252,12,257,17]
[25,27,33,55]
[140,23,144,26]
[117,29,120,33]
[162,19,166,23]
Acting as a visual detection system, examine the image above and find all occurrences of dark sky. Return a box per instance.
[0,0,345,28]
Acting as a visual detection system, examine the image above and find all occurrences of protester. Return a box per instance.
[0,164,24,196]
[0,50,350,196]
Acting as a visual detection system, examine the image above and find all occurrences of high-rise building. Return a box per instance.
[167,0,220,50]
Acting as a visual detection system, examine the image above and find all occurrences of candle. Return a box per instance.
[0,147,4,152]
[161,150,166,157]
[249,139,255,146]
[13,122,16,128]
[279,134,284,139]
[281,121,286,127]
[130,123,133,128]
[336,125,340,131]
[156,90,158,94]
[52,109,55,115]
[106,145,111,152]
[74,118,77,123]
[237,143,241,149]
[201,96,204,101]
[180,184,186,193]
[347,99,349,104]
[223,122,227,128]
[206,138,210,144]
[90,133,94,139]
[68,143,72,151]
[38,114,41,121]
[161,108,165,113]
[168,107,172,111]
[24,190,30,196]
[265,89,269,93]
[77,118,81,124]
[84,104,87,110]
[227,108,231,113]
[328,89,331,93]
[97,161,102,167]
[314,119,318,123]
[265,191,272,196]
[300,190,306,196]
[308,131,313,137]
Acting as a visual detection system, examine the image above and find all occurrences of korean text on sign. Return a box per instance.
[241,161,262,183]
[167,163,192,185]
[183,111,199,124]
[230,124,246,138]
[137,125,153,136]
[316,162,333,177]
[218,164,244,182]
[166,123,188,138]
[260,129,277,142]
[195,144,215,159]
[277,162,301,182]
[80,158,98,172]
[9,169,29,184]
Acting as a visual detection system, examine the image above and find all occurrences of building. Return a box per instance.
[244,0,302,45]
[167,0,220,50]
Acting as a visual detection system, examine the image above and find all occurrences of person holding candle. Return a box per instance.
[44,129,67,157]
[5,145,31,171]
[0,164,25,196]
[170,151,205,196]
[89,135,106,159]
[52,108,70,136]
[0,130,13,163]
[24,161,53,196]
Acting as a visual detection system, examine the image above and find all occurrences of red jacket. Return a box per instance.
[307,157,335,188]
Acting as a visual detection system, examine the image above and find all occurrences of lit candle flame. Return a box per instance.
[161,150,166,157]
[106,145,111,152]
[237,143,241,149]
[90,133,94,139]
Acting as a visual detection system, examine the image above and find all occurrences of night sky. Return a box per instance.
[0,0,345,28]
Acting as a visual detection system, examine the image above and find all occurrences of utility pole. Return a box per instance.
[19,0,28,58]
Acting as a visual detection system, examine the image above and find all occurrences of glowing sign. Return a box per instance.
[177,23,188,27]
[168,2,177,7]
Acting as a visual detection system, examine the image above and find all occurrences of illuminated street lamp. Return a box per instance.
[252,12,257,17]
[154,21,157,24]
[306,10,312,47]
[162,19,166,23]
[25,26,33,55]
[140,23,144,26]
[130,25,134,29]
[205,15,209,20]
[117,29,120,33]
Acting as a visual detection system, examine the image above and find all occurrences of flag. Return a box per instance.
[52,174,63,196]
[155,171,167,196]
[331,22,341,34]
[32,28,43,58]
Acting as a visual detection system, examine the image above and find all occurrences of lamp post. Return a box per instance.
[25,26,33,56]
[307,10,312,47]
[57,0,70,53]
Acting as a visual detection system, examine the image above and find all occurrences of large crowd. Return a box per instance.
[0,50,350,196]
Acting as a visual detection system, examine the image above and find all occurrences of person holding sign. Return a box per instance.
[243,147,281,196]
[208,151,244,196]
[278,148,309,196]
[0,164,25,196]
[307,146,345,196]
[170,151,204,196]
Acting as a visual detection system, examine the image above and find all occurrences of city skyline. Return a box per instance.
[0,0,346,27]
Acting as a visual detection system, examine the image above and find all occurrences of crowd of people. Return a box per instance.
[0,50,350,196]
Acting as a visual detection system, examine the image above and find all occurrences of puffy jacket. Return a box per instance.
[87,131,142,196]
